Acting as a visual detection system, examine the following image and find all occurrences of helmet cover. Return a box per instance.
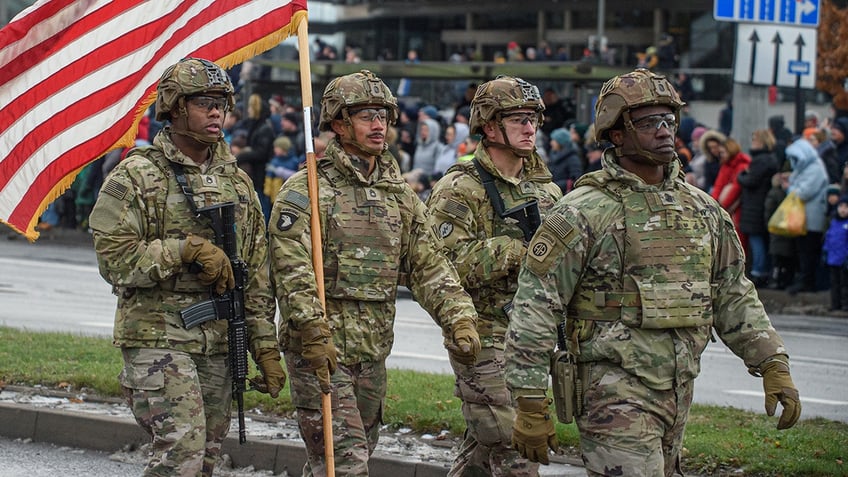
[469,75,545,135]
[594,68,684,141]
[155,58,235,121]
[318,70,399,131]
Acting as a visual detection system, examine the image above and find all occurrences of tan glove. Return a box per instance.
[445,318,481,365]
[181,234,234,295]
[513,395,558,465]
[249,348,286,398]
[760,356,801,429]
[301,321,337,393]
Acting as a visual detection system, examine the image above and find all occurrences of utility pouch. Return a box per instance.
[550,350,579,424]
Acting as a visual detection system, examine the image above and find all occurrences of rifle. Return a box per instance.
[472,159,542,242]
[502,200,541,243]
[180,202,250,444]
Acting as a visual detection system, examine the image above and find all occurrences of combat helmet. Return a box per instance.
[155,58,235,122]
[469,75,545,136]
[318,70,399,132]
[468,75,544,157]
[594,68,684,142]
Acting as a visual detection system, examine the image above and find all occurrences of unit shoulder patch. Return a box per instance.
[276,210,299,231]
[524,213,580,276]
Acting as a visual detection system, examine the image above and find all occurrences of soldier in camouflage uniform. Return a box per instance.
[268,70,480,477]
[425,76,561,477]
[503,69,801,476]
[89,58,286,477]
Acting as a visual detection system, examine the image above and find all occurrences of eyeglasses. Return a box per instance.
[349,108,388,124]
[187,95,230,113]
[501,112,539,128]
[632,113,677,132]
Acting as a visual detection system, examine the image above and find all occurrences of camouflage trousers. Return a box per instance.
[119,347,232,477]
[285,351,386,477]
[576,361,693,477]
[449,347,539,477]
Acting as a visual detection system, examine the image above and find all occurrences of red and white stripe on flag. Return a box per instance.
[0,0,307,241]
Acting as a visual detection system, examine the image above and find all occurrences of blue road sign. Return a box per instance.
[715,0,819,26]
[788,60,810,75]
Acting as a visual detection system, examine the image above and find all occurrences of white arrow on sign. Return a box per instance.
[798,0,817,17]
[734,24,817,89]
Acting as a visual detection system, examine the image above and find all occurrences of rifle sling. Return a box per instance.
[169,162,201,217]
[471,158,506,217]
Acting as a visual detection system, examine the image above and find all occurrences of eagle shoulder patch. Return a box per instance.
[276,209,299,231]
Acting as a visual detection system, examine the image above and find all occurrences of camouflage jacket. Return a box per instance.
[89,129,278,357]
[269,139,477,364]
[504,150,786,392]
[426,146,561,348]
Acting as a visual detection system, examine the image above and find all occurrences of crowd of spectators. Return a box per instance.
[675,108,848,315]
[32,50,848,315]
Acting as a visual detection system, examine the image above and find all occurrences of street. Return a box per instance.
[1,235,846,423]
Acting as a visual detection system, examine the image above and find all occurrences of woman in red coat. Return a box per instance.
[702,131,752,250]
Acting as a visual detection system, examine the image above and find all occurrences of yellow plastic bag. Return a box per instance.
[768,192,807,237]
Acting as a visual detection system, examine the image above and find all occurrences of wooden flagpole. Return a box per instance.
[296,17,335,477]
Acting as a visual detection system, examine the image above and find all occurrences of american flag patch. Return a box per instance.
[101,179,128,201]
[441,199,469,220]
[284,190,309,210]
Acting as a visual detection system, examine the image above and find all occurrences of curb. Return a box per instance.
[0,402,450,476]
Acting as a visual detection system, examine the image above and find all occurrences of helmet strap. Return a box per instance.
[485,114,533,158]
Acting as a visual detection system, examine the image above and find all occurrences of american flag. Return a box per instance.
[0,0,307,240]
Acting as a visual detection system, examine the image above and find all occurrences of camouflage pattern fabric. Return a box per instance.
[286,352,386,477]
[427,147,560,347]
[504,149,787,474]
[90,129,277,356]
[269,138,477,475]
[576,360,693,477]
[89,129,278,475]
[427,146,560,476]
[120,347,232,477]
[448,349,539,477]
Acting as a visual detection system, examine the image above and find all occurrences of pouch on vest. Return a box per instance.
[621,189,714,329]
[324,182,402,302]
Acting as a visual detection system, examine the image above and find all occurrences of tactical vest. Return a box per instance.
[126,147,251,294]
[568,180,715,329]
[318,160,402,302]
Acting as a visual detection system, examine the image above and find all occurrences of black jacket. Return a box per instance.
[548,144,583,193]
[737,148,779,236]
